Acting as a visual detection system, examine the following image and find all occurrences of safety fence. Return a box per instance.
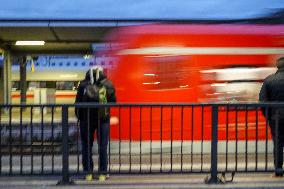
[0,103,282,184]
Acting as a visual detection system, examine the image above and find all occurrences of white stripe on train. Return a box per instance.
[117,47,284,55]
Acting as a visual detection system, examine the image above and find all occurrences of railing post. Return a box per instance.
[57,105,73,185]
[205,104,219,184]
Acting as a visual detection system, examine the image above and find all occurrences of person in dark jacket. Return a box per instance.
[259,57,284,177]
[75,66,116,181]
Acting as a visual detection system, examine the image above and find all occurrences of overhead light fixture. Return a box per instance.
[15,41,45,46]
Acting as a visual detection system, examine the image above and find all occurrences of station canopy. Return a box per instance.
[0,21,121,55]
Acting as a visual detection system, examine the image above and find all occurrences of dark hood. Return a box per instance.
[276,57,284,69]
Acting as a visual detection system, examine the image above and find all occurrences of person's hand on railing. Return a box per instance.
[110,116,119,125]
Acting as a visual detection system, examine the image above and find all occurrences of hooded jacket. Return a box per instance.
[75,68,116,123]
[259,60,284,121]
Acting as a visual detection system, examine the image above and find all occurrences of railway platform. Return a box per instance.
[0,173,284,189]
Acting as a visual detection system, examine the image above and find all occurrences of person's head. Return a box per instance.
[276,57,284,69]
[85,65,106,84]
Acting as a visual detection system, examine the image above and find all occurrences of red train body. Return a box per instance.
[98,24,284,142]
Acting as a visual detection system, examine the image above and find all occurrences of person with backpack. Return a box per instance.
[75,66,116,181]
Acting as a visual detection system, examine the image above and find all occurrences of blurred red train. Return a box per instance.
[99,24,284,144]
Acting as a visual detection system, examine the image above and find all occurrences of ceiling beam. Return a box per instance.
[49,27,61,41]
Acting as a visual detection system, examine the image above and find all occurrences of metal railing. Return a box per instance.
[0,103,282,184]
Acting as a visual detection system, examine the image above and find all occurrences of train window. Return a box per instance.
[199,67,276,102]
[46,81,56,88]
[74,81,79,90]
[28,81,40,89]
[40,82,46,88]
[12,81,20,91]
[143,56,191,90]
[12,81,49,91]
[56,81,77,90]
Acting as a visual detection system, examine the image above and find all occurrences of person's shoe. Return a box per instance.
[85,173,93,181]
[272,168,283,178]
[272,173,283,178]
[105,174,110,179]
[98,174,106,182]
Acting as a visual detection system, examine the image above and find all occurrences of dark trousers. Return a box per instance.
[270,119,284,170]
[79,118,110,174]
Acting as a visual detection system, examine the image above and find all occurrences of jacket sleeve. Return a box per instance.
[259,81,269,118]
[259,82,269,102]
[110,87,117,103]
[108,83,117,103]
[105,80,117,103]
[75,82,84,119]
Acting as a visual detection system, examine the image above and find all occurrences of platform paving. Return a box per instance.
[0,173,284,189]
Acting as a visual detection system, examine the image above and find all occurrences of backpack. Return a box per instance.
[83,81,109,118]
[84,83,99,102]
[98,83,109,118]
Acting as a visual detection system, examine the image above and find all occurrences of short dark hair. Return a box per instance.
[276,57,284,69]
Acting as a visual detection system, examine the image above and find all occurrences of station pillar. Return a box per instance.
[0,48,3,104]
[0,49,12,104]
[19,56,27,105]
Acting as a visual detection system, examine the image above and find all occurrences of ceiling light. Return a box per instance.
[15,41,45,46]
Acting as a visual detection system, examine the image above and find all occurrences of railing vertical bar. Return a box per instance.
[58,105,72,185]
[191,106,194,172]
[245,105,248,172]
[160,106,163,173]
[87,108,91,174]
[275,109,279,176]
[51,107,55,174]
[181,106,184,172]
[20,106,23,174]
[76,115,80,174]
[129,106,132,173]
[235,106,238,172]
[207,104,218,183]
[0,107,2,175]
[150,106,153,173]
[255,108,259,171]
[225,104,229,172]
[30,107,34,174]
[118,106,121,173]
[41,106,44,174]
[170,106,173,172]
[139,106,142,173]
[9,107,12,175]
[212,105,218,181]
[108,107,111,174]
[201,105,204,172]
[265,106,269,171]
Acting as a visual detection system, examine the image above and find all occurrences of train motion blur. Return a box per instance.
[12,24,284,144]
